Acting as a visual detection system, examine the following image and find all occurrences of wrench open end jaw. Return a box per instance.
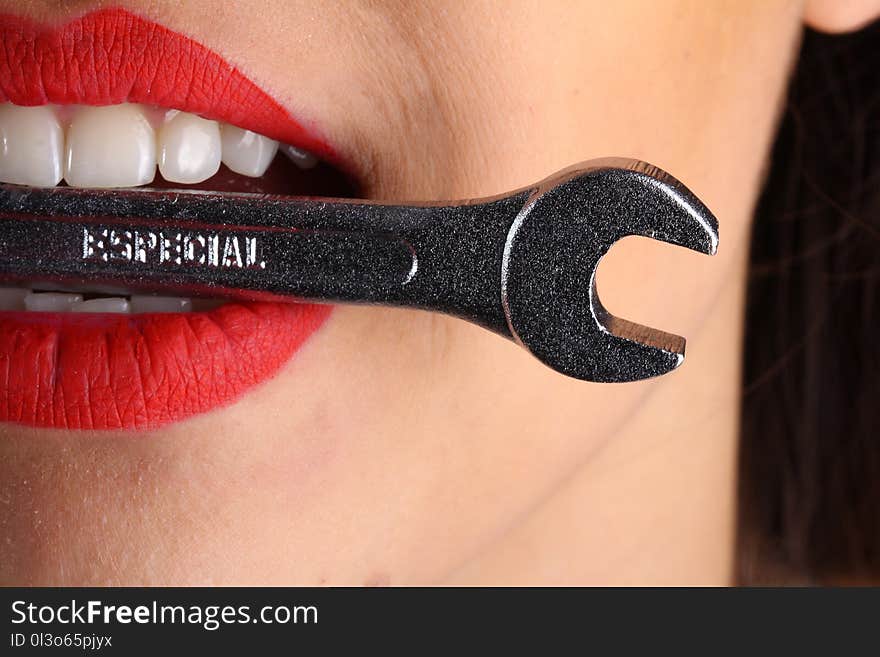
[501,159,719,383]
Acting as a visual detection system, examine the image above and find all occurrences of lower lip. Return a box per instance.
[0,302,331,430]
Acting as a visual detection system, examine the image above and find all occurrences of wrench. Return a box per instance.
[0,157,718,382]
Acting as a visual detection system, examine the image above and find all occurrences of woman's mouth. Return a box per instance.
[0,8,357,431]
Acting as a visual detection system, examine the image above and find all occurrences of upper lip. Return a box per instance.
[0,6,343,169]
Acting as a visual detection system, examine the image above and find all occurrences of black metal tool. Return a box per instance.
[0,158,717,382]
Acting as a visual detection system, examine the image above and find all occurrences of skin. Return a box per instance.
[1,0,878,585]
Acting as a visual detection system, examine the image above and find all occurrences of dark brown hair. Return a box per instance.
[738,19,880,584]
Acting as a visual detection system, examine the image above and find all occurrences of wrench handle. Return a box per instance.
[0,184,528,335]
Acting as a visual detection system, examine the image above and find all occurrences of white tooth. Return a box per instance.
[281,144,318,169]
[24,292,83,312]
[159,112,222,184]
[71,297,131,314]
[220,124,278,178]
[0,287,29,311]
[130,295,192,313]
[0,104,64,186]
[65,104,157,188]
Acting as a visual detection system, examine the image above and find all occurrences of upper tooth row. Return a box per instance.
[0,103,318,189]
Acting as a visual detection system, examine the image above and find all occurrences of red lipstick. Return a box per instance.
[0,8,335,430]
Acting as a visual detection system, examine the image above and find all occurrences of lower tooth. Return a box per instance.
[8,291,203,314]
[0,287,29,311]
[71,298,131,314]
[130,295,192,313]
[24,292,84,312]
